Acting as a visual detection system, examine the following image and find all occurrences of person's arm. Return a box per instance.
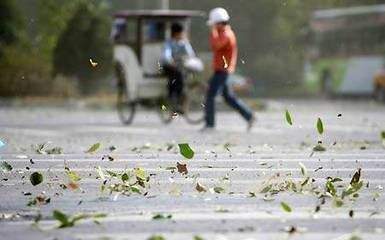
[184,41,196,58]
[161,41,174,65]
[210,28,229,51]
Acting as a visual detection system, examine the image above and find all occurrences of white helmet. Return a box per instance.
[207,8,230,26]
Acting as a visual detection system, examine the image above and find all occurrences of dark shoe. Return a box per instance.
[247,116,256,132]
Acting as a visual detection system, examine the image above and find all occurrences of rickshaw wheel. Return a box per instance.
[183,81,205,125]
[374,86,385,103]
[116,63,136,125]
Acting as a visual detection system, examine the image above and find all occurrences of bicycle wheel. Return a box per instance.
[115,63,136,125]
[183,81,205,125]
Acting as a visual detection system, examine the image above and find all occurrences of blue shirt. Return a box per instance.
[161,39,196,68]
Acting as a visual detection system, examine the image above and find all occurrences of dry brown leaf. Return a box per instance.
[177,162,188,175]
[196,182,207,193]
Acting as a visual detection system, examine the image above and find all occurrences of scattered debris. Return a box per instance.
[30,172,43,186]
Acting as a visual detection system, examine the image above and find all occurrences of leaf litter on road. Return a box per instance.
[178,143,194,159]
[86,143,101,153]
[317,117,324,134]
[285,109,293,125]
[0,161,12,172]
[53,209,106,228]
[30,172,43,186]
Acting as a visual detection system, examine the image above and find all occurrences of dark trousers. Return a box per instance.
[205,71,253,127]
[163,65,184,102]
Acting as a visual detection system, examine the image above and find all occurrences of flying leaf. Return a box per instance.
[86,143,101,154]
[317,118,324,134]
[381,131,385,140]
[161,105,167,111]
[285,110,293,125]
[30,172,43,186]
[89,58,98,67]
[178,143,194,159]
[280,202,292,212]
[0,140,5,149]
[0,161,12,172]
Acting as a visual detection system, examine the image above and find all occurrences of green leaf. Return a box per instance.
[317,118,324,134]
[178,143,194,159]
[326,180,336,196]
[121,173,129,182]
[333,198,344,208]
[260,184,272,193]
[299,162,307,176]
[96,166,105,180]
[147,235,165,240]
[194,236,205,240]
[313,144,326,152]
[85,143,101,154]
[53,210,71,228]
[280,202,292,212]
[213,186,225,194]
[134,168,147,181]
[30,172,43,186]
[381,131,385,140]
[0,161,13,172]
[152,213,172,220]
[130,185,141,194]
[66,170,81,182]
[285,110,293,125]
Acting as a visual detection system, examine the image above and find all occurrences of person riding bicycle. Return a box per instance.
[161,22,197,112]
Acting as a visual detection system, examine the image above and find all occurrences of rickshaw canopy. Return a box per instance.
[114,10,205,19]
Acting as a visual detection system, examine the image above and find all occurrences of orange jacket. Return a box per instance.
[210,26,237,73]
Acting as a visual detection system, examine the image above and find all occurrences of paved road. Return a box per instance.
[0,99,385,240]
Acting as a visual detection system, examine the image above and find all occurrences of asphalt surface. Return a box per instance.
[0,99,385,240]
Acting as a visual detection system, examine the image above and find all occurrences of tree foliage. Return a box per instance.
[53,1,112,94]
[0,0,23,48]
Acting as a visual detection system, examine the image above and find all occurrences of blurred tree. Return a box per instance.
[0,0,23,49]
[53,1,112,94]
[35,0,82,61]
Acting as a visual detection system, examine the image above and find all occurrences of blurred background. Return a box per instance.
[2,0,385,102]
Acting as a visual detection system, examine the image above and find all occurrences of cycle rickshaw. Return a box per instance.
[112,10,206,125]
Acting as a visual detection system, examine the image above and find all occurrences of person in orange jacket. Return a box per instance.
[202,8,255,131]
